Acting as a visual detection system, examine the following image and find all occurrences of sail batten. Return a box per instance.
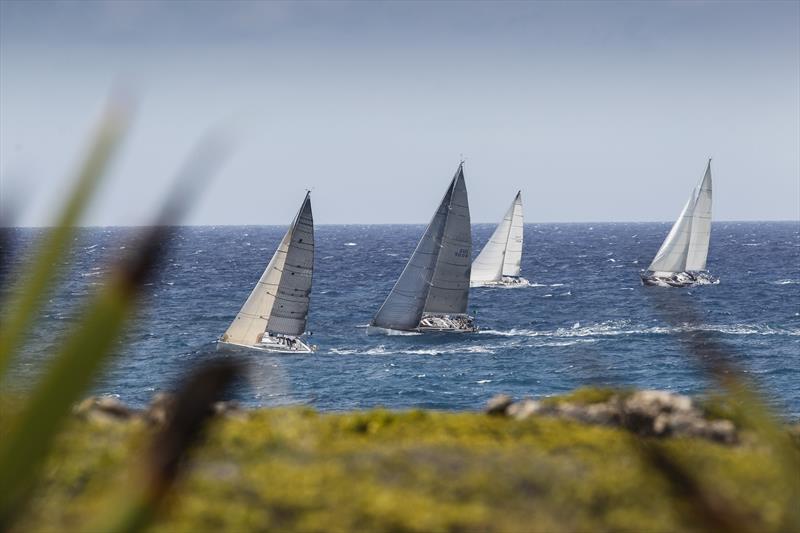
[647,161,713,274]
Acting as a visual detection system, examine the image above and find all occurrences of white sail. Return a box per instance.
[372,164,470,330]
[685,162,712,271]
[502,191,523,277]
[222,193,313,346]
[471,197,515,284]
[424,165,472,314]
[647,160,713,274]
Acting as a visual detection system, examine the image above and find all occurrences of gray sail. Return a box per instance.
[424,165,471,314]
[371,169,458,330]
[267,193,314,335]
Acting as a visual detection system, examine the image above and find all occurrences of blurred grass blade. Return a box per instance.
[97,359,243,533]
[0,227,166,525]
[648,290,800,531]
[635,438,754,533]
[0,101,131,379]
[0,132,229,527]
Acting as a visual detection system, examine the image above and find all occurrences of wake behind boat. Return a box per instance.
[470,191,529,287]
[641,160,718,288]
[218,192,316,353]
[369,162,477,334]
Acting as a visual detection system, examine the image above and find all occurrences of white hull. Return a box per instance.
[470,276,530,288]
[217,336,315,354]
[640,271,719,288]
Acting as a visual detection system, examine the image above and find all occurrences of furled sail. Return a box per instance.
[222,193,314,345]
[647,160,713,274]
[503,192,523,277]
[371,164,469,330]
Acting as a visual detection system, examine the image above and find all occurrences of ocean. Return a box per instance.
[4,222,799,417]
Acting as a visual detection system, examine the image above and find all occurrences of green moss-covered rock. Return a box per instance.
[11,403,797,533]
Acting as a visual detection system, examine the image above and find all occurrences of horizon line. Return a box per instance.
[5,219,799,230]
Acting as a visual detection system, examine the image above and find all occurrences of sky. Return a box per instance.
[1,0,798,226]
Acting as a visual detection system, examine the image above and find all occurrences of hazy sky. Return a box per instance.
[1,0,798,226]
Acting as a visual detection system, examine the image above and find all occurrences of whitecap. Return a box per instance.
[344,242,357,246]
[476,379,492,384]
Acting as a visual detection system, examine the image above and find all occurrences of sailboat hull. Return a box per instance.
[640,271,719,288]
[415,313,478,333]
[471,276,530,288]
[216,337,316,354]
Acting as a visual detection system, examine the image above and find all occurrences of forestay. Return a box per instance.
[223,193,314,345]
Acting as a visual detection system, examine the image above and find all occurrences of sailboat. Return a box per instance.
[470,191,528,287]
[218,192,316,353]
[369,162,477,334]
[641,159,717,288]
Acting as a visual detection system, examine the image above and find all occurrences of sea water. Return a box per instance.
[4,222,799,417]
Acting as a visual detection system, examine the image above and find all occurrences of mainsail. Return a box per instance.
[371,164,471,330]
[647,160,713,274]
[471,191,523,283]
[223,193,314,345]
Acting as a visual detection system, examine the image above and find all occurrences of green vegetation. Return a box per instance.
[10,406,797,532]
[539,386,630,406]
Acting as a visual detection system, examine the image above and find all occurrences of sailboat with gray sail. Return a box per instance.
[641,159,717,288]
[470,191,528,287]
[369,163,477,334]
[218,192,316,353]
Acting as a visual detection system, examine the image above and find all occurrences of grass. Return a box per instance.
[9,405,796,533]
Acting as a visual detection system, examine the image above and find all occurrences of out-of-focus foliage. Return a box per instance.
[6,405,797,533]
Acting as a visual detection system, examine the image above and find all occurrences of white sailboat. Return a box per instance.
[470,191,528,287]
[218,192,316,353]
[641,159,717,288]
[369,162,477,334]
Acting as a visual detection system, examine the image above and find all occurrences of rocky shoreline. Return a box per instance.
[486,389,738,444]
[74,387,745,445]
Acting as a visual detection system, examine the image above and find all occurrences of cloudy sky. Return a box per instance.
[1,0,798,226]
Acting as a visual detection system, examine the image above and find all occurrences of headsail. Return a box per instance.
[222,193,314,345]
[471,197,514,284]
[503,191,523,277]
[371,164,470,330]
[470,191,524,283]
[424,165,472,314]
[647,160,713,274]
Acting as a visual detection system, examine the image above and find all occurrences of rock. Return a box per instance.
[145,392,176,426]
[74,395,132,424]
[486,394,514,416]
[213,400,240,415]
[622,390,696,436]
[507,399,543,420]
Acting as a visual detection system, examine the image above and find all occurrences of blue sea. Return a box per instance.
[4,222,800,417]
